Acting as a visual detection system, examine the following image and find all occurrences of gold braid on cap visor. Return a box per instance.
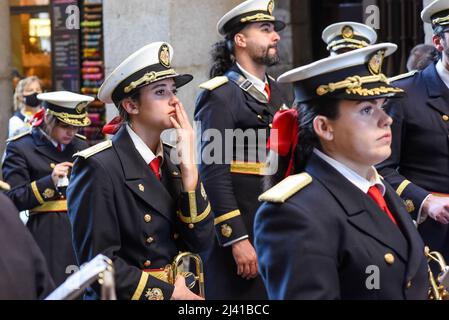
[432,14,449,25]
[124,69,177,93]
[326,38,369,51]
[240,13,275,23]
[316,74,404,97]
[46,109,91,126]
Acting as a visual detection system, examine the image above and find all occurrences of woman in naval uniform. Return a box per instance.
[253,43,429,299]
[2,91,92,285]
[67,42,214,300]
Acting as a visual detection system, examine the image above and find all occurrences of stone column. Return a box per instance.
[0,0,12,169]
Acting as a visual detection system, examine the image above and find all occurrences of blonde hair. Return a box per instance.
[13,76,42,111]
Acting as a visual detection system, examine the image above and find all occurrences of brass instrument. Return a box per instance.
[170,252,205,298]
[425,246,449,300]
[148,252,205,298]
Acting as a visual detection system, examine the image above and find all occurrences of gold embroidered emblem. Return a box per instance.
[75,102,87,114]
[159,44,171,68]
[267,0,274,15]
[404,199,415,214]
[221,224,233,238]
[200,183,207,200]
[43,188,55,199]
[145,288,164,300]
[139,184,145,192]
[341,25,354,39]
[368,50,385,76]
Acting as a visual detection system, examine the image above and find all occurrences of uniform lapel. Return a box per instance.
[227,65,268,104]
[160,147,183,199]
[383,183,425,280]
[307,154,408,261]
[113,127,175,223]
[424,63,449,117]
[33,128,69,163]
[229,65,286,125]
[63,139,85,158]
[267,76,288,116]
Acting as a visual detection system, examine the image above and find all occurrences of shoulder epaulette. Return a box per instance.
[0,180,11,191]
[258,173,312,203]
[199,76,229,91]
[73,140,112,159]
[75,133,87,140]
[6,129,32,143]
[388,70,418,83]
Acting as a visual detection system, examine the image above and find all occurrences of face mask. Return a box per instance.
[23,92,41,107]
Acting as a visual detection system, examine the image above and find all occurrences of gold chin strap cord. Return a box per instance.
[326,38,369,51]
[432,14,449,26]
[316,73,399,96]
[240,13,275,23]
[124,69,177,93]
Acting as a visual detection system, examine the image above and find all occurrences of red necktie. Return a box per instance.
[367,185,397,225]
[57,143,63,152]
[149,157,161,181]
[264,83,271,102]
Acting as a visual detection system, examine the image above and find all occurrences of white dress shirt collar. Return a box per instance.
[313,149,385,195]
[126,124,164,165]
[236,62,269,99]
[436,60,449,89]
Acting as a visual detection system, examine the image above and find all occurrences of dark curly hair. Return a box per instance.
[209,40,235,78]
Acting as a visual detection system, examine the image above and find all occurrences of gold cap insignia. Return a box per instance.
[341,25,354,39]
[267,0,274,15]
[368,50,385,76]
[75,102,87,114]
[404,199,415,213]
[221,224,233,238]
[43,188,55,199]
[145,288,164,300]
[138,184,145,192]
[159,44,171,68]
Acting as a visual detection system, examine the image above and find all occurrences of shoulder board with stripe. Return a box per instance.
[388,70,418,83]
[73,140,112,159]
[6,129,32,143]
[258,173,313,203]
[199,76,229,91]
[75,133,87,140]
